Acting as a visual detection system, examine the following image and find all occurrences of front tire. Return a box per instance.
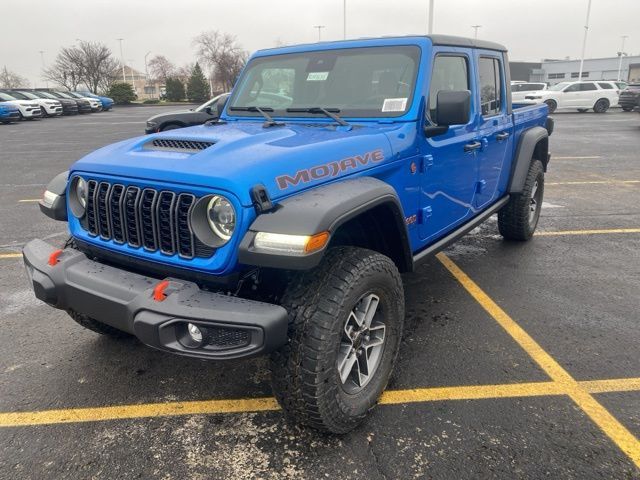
[498,160,544,241]
[67,310,132,338]
[622,107,633,112]
[270,247,405,433]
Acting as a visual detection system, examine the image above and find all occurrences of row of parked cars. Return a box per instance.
[0,89,114,124]
[511,80,639,113]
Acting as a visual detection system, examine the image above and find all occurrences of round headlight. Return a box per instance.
[206,195,236,241]
[69,176,88,218]
[76,178,87,208]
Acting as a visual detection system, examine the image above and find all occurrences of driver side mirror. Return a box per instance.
[424,90,471,138]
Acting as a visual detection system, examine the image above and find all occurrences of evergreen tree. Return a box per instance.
[106,82,136,104]
[164,77,185,101]
[186,63,210,103]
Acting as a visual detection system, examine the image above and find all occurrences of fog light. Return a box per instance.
[187,323,203,344]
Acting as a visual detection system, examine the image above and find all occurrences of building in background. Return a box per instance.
[509,62,543,82]
[121,65,164,100]
[540,56,640,85]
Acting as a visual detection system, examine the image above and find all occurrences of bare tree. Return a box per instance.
[192,31,248,91]
[0,66,29,88]
[43,41,119,93]
[148,55,175,83]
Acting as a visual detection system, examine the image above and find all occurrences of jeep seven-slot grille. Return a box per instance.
[83,180,210,259]
[149,139,214,152]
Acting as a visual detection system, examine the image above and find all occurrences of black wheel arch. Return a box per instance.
[508,126,549,194]
[238,177,413,273]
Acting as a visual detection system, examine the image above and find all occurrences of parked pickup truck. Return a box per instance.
[24,35,553,433]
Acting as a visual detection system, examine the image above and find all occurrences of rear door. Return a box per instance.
[418,49,478,242]
[474,52,513,209]
[576,82,598,107]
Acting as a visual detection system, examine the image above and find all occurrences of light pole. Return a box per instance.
[117,38,126,83]
[314,25,325,42]
[577,0,592,80]
[144,51,152,97]
[471,25,482,39]
[343,0,347,39]
[617,35,628,81]
[427,0,434,34]
[39,50,48,88]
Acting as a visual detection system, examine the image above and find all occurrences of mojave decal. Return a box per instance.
[275,149,385,190]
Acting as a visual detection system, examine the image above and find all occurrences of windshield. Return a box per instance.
[4,91,27,100]
[0,92,17,101]
[228,46,421,119]
[67,92,82,98]
[549,82,570,91]
[15,91,38,100]
[36,91,58,99]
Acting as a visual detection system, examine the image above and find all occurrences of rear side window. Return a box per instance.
[523,83,545,91]
[479,57,503,116]
[597,82,614,89]
[580,83,597,91]
[428,55,469,120]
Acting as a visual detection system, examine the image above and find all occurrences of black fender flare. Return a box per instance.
[238,177,412,271]
[508,126,549,194]
[39,171,68,221]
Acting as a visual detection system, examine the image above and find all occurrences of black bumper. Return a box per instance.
[22,239,289,360]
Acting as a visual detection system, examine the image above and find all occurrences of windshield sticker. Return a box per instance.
[306,71,329,81]
[276,149,385,190]
[381,98,408,112]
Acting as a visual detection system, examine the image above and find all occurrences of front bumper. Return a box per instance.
[23,239,289,360]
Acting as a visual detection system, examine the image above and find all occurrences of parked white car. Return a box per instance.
[6,90,63,116]
[66,92,102,111]
[511,82,547,102]
[0,91,43,119]
[524,81,619,113]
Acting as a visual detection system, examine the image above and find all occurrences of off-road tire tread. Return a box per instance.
[270,247,403,433]
[67,310,132,338]
[498,160,544,241]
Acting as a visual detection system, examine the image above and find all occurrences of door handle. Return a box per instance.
[464,141,482,152]
[496,132,510,141]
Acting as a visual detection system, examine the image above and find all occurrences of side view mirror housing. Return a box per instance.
[204,106,213,115]
[424,90,471,138]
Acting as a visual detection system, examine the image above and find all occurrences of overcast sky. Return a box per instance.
[2,0,639,86]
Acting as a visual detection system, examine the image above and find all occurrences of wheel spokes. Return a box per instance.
[337,347,358,384]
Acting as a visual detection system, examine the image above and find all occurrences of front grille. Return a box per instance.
[148,139,214,152]
[83,181,210,259]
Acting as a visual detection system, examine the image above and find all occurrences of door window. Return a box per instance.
[579,83,597,91]
[428,55,469,121]
[478,57,503,116]
[564,84,580,92]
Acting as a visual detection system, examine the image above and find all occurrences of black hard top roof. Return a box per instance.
[429,34,507,52]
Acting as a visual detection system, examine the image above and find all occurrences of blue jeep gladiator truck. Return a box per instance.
[24,35,552,433]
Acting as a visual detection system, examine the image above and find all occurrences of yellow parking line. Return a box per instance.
[536,228,640,236]
[547,180,640,186]
[1,377,640,428]
[0,253,22,259]
[18,199,40,203]
[437,253,640,469]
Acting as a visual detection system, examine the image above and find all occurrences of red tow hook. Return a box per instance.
[48,249,63,266]
[153,280,170,302]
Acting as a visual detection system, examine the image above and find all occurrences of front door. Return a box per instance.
[474,52,513,208]
[419,49,479,243]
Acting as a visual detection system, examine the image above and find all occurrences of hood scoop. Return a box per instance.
[145,138,215,153]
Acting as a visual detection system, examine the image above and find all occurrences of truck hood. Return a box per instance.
[71,121,402,206]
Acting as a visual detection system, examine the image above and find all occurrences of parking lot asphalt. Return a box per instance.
[0,108,639,479]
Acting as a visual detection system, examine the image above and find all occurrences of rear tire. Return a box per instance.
[593,98,609,113]
[577,108,588,113]
[498,160,544,241]
[67,310,132,338]
[544,99,557,113]
[622,106,633,112]
[270,247,404,433]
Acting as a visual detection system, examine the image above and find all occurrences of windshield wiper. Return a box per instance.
[286,107,350,127]
[229,106,284,128]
